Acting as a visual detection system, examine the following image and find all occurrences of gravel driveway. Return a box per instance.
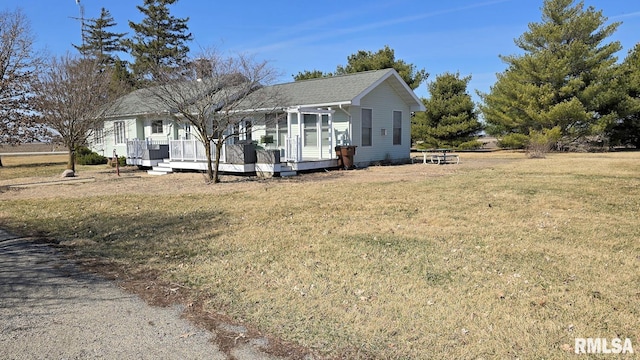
[0,229,290,360]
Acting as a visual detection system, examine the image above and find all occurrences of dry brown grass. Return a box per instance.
[0,154,68,179]
[1,151,638,359]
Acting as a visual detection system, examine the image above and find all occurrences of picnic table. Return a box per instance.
[419,148,460,165]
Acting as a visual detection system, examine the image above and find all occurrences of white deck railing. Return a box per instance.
[169,139,225,162]
[284,135,301,162]
[127,138,169,159]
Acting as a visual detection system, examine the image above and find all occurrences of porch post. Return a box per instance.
[317,114,322,159]
[286,111,292,161]
[298,110,303,161]
[328,110,334,158]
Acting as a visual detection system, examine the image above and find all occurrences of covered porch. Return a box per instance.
[280,107,340,162]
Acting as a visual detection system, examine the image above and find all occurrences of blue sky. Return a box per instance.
[4,0,639,100]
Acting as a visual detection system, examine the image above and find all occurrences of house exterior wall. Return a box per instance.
[142,117,179,142]
[88,117,139,158]
[352,80,412,166]
[89,116,182,159]
[332,111,350,146]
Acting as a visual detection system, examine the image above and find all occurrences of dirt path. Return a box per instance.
[0,229,291,360]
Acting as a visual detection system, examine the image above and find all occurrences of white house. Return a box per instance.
[90,68,425,176]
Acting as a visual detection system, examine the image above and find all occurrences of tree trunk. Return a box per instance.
[213,142,223,184]
[204,140,214,182]
[67,147,76,172]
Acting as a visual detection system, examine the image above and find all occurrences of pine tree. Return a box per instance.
[412,73,482,148]
[73,8,127,66]
[294,45,428,90]
[609,44,640,147]
[125,0,192,82]
[480,0,623,141]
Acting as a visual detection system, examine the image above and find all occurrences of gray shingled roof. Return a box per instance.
[102,68,422,118]
[102,88,168,117]
[101,77,247,118]
[265,68,397,107]
[243,68,423,111]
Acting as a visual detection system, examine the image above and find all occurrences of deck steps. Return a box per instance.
[279,164,297,177]
[147,160,173,176]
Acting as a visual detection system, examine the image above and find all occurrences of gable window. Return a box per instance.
[151,120,163,134]
[114,121,125,144]
[393,111,402,145]
[361,108,372,147]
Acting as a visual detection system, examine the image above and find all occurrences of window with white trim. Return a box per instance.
[393,111,402,145]
[303,114,317,146]
[183,123,191,139]
[114,121,126,144]
[151,120,163,134]
[361,108,372,147]
[94,127,104,145]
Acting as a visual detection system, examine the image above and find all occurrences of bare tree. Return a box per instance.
[33,55,124,173]
[0,9,48,159]
[149,51,285,183]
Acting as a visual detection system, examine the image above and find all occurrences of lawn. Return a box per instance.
[1,151,638,358]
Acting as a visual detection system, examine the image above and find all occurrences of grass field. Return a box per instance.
[1,151,638,358]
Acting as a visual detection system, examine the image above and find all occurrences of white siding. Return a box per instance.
[353,80,412,165]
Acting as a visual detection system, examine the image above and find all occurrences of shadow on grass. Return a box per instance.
[1,162,65,169]
[10,203,226,271]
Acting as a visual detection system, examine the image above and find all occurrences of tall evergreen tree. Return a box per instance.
[479,0,623,141]
[73,8,127,66]
[294,45,428,90]
[125,0,192,82]
[412,73,482,148]
[609,43,640,147]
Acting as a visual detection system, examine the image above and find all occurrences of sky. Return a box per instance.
[3,0,639,100]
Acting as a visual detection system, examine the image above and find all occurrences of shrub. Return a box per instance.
[456,140,483,150]
[260,135,274,144]
[527,127,561,158]
[75,146,107,165]
[497,133,529,149]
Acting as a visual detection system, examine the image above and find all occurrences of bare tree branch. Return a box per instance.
[33,55,126,172]
[0,9,48,148]
[147,50,286,183]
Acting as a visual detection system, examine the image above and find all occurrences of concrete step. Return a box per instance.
[147,163,173,175]
[152,165,173,173]
[279,170,297,177]
[147,169,171,176]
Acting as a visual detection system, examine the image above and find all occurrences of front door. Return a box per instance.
[320,114,332,159]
